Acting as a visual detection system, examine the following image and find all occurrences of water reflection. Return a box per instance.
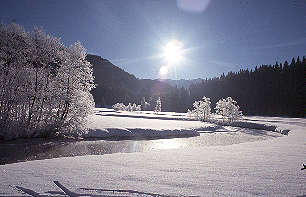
[148,138,185,150]
[0,130,281,165]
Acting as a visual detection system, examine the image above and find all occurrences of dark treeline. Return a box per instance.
[88,55,305,117]
[170,56,305,117]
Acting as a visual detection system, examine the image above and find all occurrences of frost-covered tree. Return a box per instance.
[135,105,141,111]
[187,96,211,121]
[154,97,161,113]
[215,97,243,122]
[126,103,132,112]
[0,23,95,140]
[140,97,150,111]
[112,102,141,112]
[131,103,137,111]
[112,103,125,111]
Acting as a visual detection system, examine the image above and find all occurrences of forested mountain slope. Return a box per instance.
[87,54,305,117]
[86,55,174,109]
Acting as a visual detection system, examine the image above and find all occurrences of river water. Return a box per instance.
[0,130,281,165]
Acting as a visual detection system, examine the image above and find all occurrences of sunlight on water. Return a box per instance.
[0,131,283,164]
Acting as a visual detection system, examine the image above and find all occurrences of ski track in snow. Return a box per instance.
[0,112,305,196]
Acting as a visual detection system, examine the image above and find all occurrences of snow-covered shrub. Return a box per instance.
[112,103,126,111]
[215,97,243,122]
[131,103,136,111]
[154,97,162,113]
[141,97,150,111]
[135,105,141,111]
[112,102,141,112]
[131,103,141,111]
[0,23,95,140]
[112,103,119,111]
[126,103,132,112]
[187,96,211,121]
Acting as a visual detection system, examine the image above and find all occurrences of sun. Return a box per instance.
[162,40,184,65]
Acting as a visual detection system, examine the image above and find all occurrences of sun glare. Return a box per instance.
[159,66,168,76]
[162,40,184,65]
[151,139,183,150]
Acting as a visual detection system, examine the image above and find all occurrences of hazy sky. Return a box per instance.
[1,0,305,79]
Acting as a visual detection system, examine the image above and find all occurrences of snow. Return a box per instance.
[85,108,285,139]
[0,115,305,196]
[85,108,210,138]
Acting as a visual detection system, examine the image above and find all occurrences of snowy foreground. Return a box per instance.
[0,111,305,196]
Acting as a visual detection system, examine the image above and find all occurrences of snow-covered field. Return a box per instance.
[0,110,305,196]
[85,108,285,139]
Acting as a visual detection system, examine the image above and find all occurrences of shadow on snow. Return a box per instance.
[0,181,199,197]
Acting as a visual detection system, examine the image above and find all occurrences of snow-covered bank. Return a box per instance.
[85,127,200,138]
[211,119,289,135]
[85,108,288,139]
[0,117,305,196]
[86,108,211,139]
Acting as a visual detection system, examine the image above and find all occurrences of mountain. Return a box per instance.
[86,54,174,108]
[162,78,203,88]
[86,54,138,107]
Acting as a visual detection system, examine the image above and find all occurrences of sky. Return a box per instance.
[1,0,305,80]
